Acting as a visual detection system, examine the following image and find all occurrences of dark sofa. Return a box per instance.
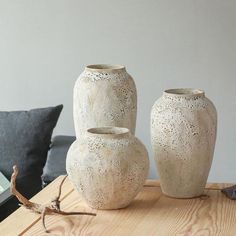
[0,135,75,221]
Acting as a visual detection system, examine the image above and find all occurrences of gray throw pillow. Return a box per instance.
[0,105,63,199]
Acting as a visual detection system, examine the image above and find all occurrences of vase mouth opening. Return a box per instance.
[164,88,205,97]
[87,127,130,136]
[85,64,125,72]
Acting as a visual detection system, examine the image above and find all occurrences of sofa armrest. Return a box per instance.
[42,135,75,187]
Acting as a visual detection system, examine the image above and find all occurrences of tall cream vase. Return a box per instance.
[66,127,149,209]
[73,64,137,138]
[151,89,217,198]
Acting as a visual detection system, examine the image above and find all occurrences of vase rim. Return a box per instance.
[164,88,205,98]
[85,64,125,72]
[87,126,130,137]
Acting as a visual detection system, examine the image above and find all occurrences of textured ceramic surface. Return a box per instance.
[73,64,137,138]
[66,127,149,209]
[151,89,217,198]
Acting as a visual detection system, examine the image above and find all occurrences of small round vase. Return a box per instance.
[151,89,217,198]
[66,127,149,209]
[73,64,137,138]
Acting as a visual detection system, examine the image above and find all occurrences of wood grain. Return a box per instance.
[1,177,236,236]
[25,186,161,236]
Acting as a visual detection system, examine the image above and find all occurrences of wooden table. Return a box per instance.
[1,176,236,236]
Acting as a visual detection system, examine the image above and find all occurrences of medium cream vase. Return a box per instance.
[66,127,149,209]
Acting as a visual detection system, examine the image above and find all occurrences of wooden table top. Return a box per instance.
[0,176,236,236]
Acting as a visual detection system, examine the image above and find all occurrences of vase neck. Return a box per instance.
[163,88,205,100]
[85,64,126,73]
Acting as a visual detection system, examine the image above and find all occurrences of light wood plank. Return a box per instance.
[0,176,73,236]
[25,186,161,235]
[24,182,236,236]
[1,177,236,235]
[144,179,234,190]
[130,189,236,236]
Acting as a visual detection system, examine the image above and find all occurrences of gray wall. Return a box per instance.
[0,0,236,182]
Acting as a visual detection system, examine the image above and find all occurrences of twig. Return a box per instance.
[10,165,96,233]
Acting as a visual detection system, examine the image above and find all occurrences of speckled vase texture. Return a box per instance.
[73,64,137,138]
[66,127,149,209]
[151,89,217,198]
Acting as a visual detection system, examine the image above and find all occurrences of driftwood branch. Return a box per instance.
[10,165,96,233]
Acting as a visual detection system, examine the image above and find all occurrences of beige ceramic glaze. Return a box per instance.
[73,64,137,138]
[151,89,217,198]
[66,127,149,209]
